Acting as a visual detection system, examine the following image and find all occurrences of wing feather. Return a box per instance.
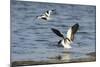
[51,28,64,38]
[66,23,79,41]
[66,27,72,40]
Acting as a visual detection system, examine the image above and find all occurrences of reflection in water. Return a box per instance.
[49,53,71,62]
[57,54,71,61]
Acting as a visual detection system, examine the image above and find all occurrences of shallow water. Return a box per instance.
[11,1,96,63]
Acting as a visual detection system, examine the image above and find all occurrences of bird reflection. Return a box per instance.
[49,53,71,62]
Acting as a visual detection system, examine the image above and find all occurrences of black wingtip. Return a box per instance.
[51,28,58,34]
[51,28,55,32]
[51,28,64,38]
[75,23,79,27]
[74,23,79,28]
[72,23,79,34]
[51,28,56,32]
[51,28,54,30]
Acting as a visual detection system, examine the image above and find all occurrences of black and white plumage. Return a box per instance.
[36,10,55,20]
[51,23,79,48]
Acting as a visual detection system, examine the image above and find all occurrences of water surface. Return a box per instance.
[11,1,96,64]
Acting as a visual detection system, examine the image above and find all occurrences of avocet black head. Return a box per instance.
[51,23,79,48]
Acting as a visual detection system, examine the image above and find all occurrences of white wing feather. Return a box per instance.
[66,27,72,41]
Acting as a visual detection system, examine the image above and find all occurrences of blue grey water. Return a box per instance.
[11,1,96,62]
